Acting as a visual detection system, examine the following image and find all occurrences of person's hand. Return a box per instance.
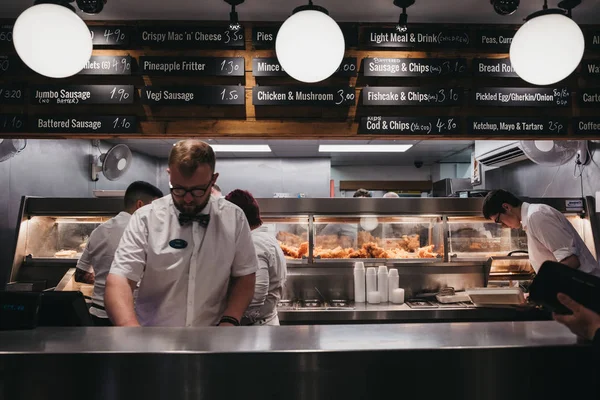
[553,293,600,341]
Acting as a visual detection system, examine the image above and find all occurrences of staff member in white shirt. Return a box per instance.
[75,181,163,326]
[225,189,287,326]
[105,140,258,327]
[483,189,600,277]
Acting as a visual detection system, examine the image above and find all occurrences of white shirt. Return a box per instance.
[109,195,258,327]
[521,202,600,277]
[243,226,287,324]
[76,211,131,318]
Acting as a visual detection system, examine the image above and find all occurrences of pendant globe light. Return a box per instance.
[275,1,345,83]
[13,1,93,78]
[509,0,584,86]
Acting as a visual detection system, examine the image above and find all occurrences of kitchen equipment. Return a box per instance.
[367,291,381,304]
[405,299,438,309]
[300,299,323,308]
[91,143,133,181]
[378,266,388,302]
[466,287,525,306]
[366,267,377,294]
[353,262,366,303]
[391,288,405,304]
[388,269,399,300]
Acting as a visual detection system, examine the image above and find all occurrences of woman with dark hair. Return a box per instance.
[226,189,287,325]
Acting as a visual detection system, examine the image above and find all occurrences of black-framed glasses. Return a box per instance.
[170,180,214,198]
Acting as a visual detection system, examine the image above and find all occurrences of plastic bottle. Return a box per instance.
[366,267,377,295]
[378,265,389,303]
[353,262,366,303]
[388,268,399,301]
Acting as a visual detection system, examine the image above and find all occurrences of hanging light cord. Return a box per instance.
[543,0,548,10]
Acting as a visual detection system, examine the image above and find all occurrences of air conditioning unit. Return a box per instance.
[475,140,528,168]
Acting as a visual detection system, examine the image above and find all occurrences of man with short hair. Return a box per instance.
[105,140,257,327]
[353,188,372,198]
[482,189,600,277]
[75,181,163,326]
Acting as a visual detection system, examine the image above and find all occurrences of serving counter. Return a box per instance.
[0,322,596,400]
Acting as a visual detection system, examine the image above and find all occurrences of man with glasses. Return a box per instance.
[105,140,257,327]
[482,189,600,277]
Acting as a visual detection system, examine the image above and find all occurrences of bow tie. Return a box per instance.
[178,213,210,227]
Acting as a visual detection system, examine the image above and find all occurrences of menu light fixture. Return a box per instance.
[76,0,107,14]
[224,0,243,31]
[319,145,413,153]
[509,0,584,85]
[13,0,93,78]
[393,0,415,33]
[275,0,345,83]
[490,0,520,16]
[210,145,272,153]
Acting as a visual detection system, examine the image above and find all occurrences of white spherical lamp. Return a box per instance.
[13,3,93,78]
[510,11,584,86]
[276,4,345,83]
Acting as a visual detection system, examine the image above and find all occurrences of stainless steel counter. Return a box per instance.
[278,303,550,324]
[0,322,596,400]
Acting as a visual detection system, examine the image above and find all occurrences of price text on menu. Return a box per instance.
[359,116,461,135]
[0,55,19,75]
[252,86,355,106]
[33,116,137,133]
[30,85,135,105]
[363,58,467,77]
[252,58,357,77]
[0,114,26,133]
[0,84,24,105]
[469,117,568,136]
[139,57,244,76]
[472,87,571,107]
[79,56,132,75]
[141,86,245,105]
[362,87,463,106]
[136,26,244,48]
[89,26,130,46]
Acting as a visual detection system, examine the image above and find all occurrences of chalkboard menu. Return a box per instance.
[0,114,26,133]
[363,58,467,77]
[0,84,24,105]
[139,57,244,76]
[30,85,135,105]
[472,87,570,107]
[252,57,357,77]
[362,27,470,49]
[0,55,19,76]
[136,27,244,48]
[474,30,515,51]
[359,116,461,135]
[473,58,518,77]
[587,31,600,51]
[79,56,133,75]
[362,87,463,106]
[0,25,13,49]
[252,86,355,106]
[251,24,358,48]
[582,61,600,78]
[142,86,245,105]
[469,117,568,136]
[578,89,600,107]
[574,118,600,135]
[89,26,131,46]
[33,116,137,133]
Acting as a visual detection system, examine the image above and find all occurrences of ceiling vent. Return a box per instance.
[476,141,527,167]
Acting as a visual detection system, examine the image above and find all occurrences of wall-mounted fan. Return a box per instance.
[519,140,589,166]
[91,143,132,181]
[0,139,27,163]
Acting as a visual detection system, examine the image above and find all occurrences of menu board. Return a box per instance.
[142,85,245,105]
[362,27,470,48]
[587,31,600,51]
[251,24,358,48]
[136,26,244,48]
[33,116,137,133]
[574,118,600,135]
[252,86,355,106]
[362,87,463,106]
[359,116,460,135]
[472,87,570,107]
[0,25,13,49]
[139,57,244,76]
[582,61,600,78]
[30,85,135,105]
[363,58,467,77]
[0,114,26,132]
[79,56,133,75]
[474,30,515,51]
[578,89,600,107]
[473,58,518,77]
[89,26,131,46]
[0,84,24,104]
[469,117,568,136]
[252,57,357,77]
[0,55,19,75]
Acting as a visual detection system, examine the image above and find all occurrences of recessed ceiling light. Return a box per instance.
[211,145,271,152]
[319,145,413,153]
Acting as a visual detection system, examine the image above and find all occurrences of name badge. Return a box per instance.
[169,239,188,249]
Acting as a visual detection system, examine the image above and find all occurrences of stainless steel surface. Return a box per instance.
[0,323,594,400]
[55,268,75,291]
